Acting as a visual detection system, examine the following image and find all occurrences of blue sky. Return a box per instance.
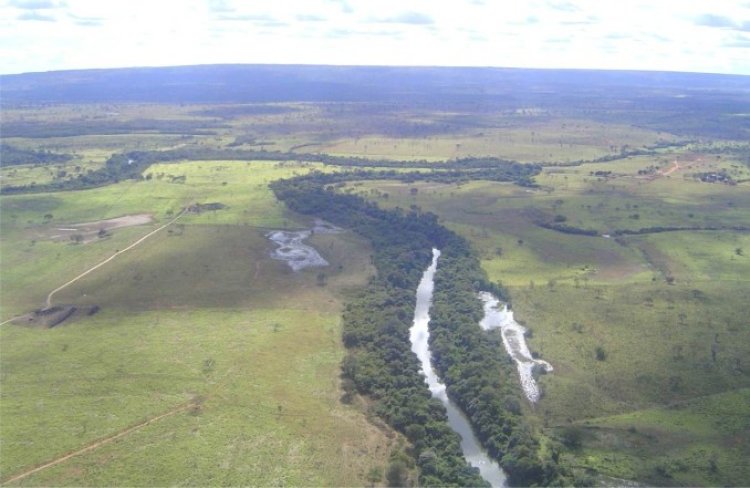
[1,0,749,75]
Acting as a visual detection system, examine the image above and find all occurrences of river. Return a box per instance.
[409,249,508,488]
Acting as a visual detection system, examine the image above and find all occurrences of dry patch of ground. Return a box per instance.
[43,214,153,244]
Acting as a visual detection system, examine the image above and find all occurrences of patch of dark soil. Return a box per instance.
[186,202,227,213]
[16,305,101,328]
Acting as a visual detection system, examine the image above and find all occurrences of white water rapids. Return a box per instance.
[409,249,507,487]
[478,292,553,403]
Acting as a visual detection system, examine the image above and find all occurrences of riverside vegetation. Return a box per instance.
[1,65,749,486]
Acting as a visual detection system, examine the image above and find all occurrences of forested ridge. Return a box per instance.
[271,173,570,486]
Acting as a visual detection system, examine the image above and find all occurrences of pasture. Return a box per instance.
[0,160,396,486]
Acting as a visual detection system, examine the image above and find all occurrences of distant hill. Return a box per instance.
[2,64,748,105]
[1,65,749,139]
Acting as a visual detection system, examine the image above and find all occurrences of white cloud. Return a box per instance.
[0,0,748,74]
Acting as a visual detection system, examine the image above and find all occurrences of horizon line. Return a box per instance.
[2,62,749,78]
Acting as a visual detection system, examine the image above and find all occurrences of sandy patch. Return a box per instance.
[43,214,153,244]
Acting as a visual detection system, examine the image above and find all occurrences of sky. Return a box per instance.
[1,0,749,75]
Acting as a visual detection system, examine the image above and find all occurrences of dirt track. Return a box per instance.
[45,210,186,308]
[660,160,681,176]
[0,400,197,485]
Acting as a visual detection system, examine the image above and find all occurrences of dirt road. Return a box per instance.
[0,400,197,485]
[659,160,680,176]
[45,210,186,308]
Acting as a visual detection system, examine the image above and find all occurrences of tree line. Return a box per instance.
[0,144,73,166]
[1,148,539,194]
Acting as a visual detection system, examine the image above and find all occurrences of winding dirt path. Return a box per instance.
[0,315,26,327]
[660,160,681,176]
[45,209,187,309]
[0,400,197,485]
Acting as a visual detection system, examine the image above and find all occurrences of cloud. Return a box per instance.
[296,14,326,22]
[17,10,56,21]
[376,11,433,25]
[560,14,599,26]
[546,1,580,13]
[560,20,596,26]
[604,33,631,40]
[8,0,65,9]
[326,28,403,39]
[207,0,234,13]
[545,37,571,44]
[327,0,353,14]
[695,13,736,28]
[723,34,750,47]
[69,13,103,27]
[216,13,286,27]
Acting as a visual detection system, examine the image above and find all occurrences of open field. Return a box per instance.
[0,160,343,314]
[316,118,679,163]
[2,307,396,486]
[0,160,401,485]
[561,388,750,486]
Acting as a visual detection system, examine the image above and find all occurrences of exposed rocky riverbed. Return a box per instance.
[478,292,553,403]
[266,219,342,271]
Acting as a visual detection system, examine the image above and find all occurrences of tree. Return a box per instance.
[560,426,584,449]
[386,460,409,487]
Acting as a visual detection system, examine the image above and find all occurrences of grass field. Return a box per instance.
[2,307,397,486]
[0,160,400,486]
[317,118,679,163]
[561,388,750,486]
